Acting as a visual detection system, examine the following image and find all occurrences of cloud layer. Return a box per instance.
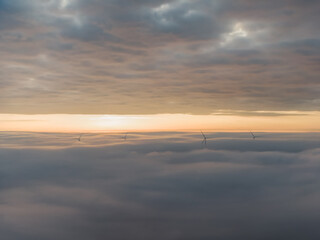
[1,0,320,114]
[1,132,320,239]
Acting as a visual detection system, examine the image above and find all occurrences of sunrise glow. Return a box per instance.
[1,111,320,132]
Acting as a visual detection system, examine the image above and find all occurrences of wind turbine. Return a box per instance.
[201,131,207,146]
[77,134,83,142]
[122,132,128,141]
[250,131,256,140]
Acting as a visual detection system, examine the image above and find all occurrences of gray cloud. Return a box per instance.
[0,0,320,114]
[1,132,320,239]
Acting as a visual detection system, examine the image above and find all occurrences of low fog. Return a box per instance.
[1,132,320,240]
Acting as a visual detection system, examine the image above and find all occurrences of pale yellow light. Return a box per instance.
[0,112,319,132]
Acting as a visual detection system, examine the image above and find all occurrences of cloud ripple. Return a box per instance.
[1,132,320,239]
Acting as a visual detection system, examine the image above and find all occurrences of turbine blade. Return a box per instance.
[201,131,205,138]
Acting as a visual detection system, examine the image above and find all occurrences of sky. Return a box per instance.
[1,131,320,239]
[1,0,320,130]
[2,2,320,238]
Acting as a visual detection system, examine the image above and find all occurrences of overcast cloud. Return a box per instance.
[1,132,320,239]
[0,0,320,114]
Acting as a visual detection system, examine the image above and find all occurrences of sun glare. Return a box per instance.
[1,112,320,132]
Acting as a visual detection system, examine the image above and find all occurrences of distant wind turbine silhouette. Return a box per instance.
[77,134,83,142]
[122,132,128,141]
[250,131,256,140]
[201,131,207,146]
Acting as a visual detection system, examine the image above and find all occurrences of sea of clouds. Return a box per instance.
[1,131,320,240]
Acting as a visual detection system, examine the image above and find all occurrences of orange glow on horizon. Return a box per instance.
[0,112,320,133]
